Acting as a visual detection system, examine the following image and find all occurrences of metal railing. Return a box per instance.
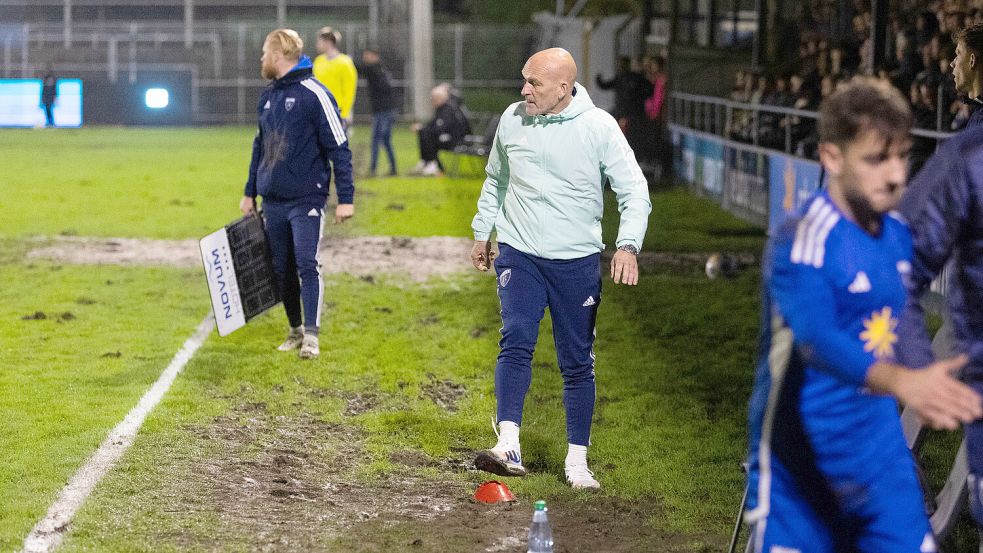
[670,91,957,156]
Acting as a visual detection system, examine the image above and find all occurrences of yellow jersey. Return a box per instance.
[313,53,358,120]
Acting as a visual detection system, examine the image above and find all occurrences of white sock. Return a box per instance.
[495,421,520,450]
[565,444,588,467]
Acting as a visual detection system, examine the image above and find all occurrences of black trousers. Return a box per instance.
[417,129,455,166]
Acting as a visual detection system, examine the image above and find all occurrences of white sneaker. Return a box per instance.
[565,463,600,490]
[411,160,426,175]
[298,334,319,359]
[276,327,304,351]
[421,160,442,176]
[474,446,527,477]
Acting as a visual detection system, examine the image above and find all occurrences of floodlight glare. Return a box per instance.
[145,88,169,109]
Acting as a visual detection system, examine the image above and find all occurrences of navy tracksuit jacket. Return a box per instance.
[244,56,353,332]
[898,125,983,527]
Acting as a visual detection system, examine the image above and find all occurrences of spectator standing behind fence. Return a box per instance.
[898,111,983,550]
[595,57,650,122]
[410,83,470,177]
[910,77,938,174]
[313,26,357,133]
[897,26,983,539]
[744,77,981,552]
[357,46,398,177]
[595,57,652,161]
[950,23,983,130]
[40,65,57,128]
[642,55,669,178]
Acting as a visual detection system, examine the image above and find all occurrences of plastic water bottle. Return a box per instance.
[527,500,554,553]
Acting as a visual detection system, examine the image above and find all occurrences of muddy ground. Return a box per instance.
[173,395,708,553]
[27,236,476,282]
[26,236,755,280]
[26,235,740,551]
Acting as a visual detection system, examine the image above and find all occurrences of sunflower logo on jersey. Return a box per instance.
[860,306,898,359]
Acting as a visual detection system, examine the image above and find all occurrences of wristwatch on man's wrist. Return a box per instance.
[617,244,638,255]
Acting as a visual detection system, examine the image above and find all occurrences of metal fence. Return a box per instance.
[670,91,955,155]
[2,19,537,123]
[669,91,954,296]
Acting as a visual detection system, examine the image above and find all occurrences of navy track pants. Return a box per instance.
[262,201,324,333]
[493,243,601,446]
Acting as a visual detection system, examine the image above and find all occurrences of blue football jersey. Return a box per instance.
[745,191,915,521]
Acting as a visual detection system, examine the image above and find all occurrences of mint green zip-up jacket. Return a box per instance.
[471,83,652,260]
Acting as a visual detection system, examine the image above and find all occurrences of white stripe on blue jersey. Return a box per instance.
[801,203,832,266]
[790,200,823,264]
[791,196,840,268]
[811,206,839,268]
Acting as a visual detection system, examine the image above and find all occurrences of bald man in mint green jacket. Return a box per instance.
[470,48,652,490]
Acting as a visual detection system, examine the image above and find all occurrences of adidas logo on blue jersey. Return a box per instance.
[582,296,596,307]
[848,272,871,293]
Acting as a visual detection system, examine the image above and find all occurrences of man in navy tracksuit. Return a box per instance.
[898,24,983,536]
[899,127,983,534]
[240,28,354,360]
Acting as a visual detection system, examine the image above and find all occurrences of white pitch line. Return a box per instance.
[20,314,215,553]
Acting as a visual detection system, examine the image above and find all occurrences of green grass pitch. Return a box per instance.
[0,125,973,551]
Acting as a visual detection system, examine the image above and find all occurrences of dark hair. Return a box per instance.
[957,22,983,58]
[818,76,912,147]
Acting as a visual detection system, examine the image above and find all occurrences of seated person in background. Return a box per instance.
[412,83,471,176]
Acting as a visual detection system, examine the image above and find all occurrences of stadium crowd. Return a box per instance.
[729,0,983,167]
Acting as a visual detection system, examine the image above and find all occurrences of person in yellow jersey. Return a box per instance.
[313,26,358,133]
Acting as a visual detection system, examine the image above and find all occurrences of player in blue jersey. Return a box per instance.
[744,77,982,553]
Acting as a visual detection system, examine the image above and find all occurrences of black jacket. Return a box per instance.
[357,61,399,113]
[41,73,57,105]
[425,101,470,146]
[595,70,652,119]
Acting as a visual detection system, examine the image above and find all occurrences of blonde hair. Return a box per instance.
[265,28,303,61]
[318,26,341,45]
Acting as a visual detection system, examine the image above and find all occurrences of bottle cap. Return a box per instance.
[534,500,546,511]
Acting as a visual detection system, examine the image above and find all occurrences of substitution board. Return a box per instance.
[199,214,280,336]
